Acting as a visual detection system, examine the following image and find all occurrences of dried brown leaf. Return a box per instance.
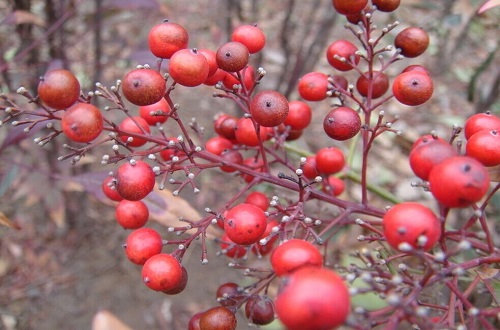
[478,0,500,13]
[476,266,500,305]
[0,212,20,230]
[92,310,133,330]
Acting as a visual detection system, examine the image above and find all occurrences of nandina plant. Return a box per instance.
[1,3,499,330]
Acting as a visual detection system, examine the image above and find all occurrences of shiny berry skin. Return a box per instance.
[162,265,188,295]
[216,41,249,73]
[332,0,368,15]
[115,200,149,229]
[372,0,400,12]
[220,233,247,258]
[323,175,345,196]
[234,117,270,147]
[142,253,183,292]
[148,21,188,59]
[395,27,430,58]
[275,266,350,330]
[323,106,361,141]
[168,48,210,87]
[466,130,500,167]
[392,71,433,106]
[118,116,151,147]
[38,69,80,110]
[411,134,447,150]
[198,48,219,77]
[315,147,346,175]
[204,68,227,86]
[216,282,241,307]
[429,156,490,208]
[214,114,238,141]
[61,103,103,143]
[409,139,457,180]
[222,65,255,91]
[298,72,329,101]
[199,306,237,330]
[464,112,500,140]
[270,239,323,276]
[330,74,349,91]
[252,219,279,256]
[122,69,166,106]
[115,160,156,201]
[356,71,390,99]
[205,136,233,156]
[402,64,431,76]
[283,100,312,130]
[241,157,265,183]
[138,98,170,126]
[302,155,319,179]
[250,90,289,127]
[224,203,267,245]
[188,312,203,330]
[219,149,244,173]
[245,295,275,325]
[102,176,123,202]
[383,202,441,251]
[231,24,266,54]
[244,191,269,212]
[326,39,360,71]
[124,228,163,265]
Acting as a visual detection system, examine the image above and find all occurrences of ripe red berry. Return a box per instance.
[383,202,441,251]
[122,68,166,106]
[330,75,349,91]
[298,72,329,101]
[124,228,163,265]
[205,136,233,156]
[214,114,238,141]
[332,0,369,15]
[168,48,210,87]
[118,116,151,147]
[245,295,275,325]
[61,103,103,143]
[148,21,188,59]
[231,24,266,54]
[188,311,203,330]
[234,117,270,147]
[244,191,269,212]
[220,233,247,258]
[115,160,156,201]
[222,66,255,91]
[162,265,188,295]
[275,266,350,330]
[241,157,265,183]
[216,282,241,307]
[270,239,323,276]
[409,139,457,180]
[429,156,490,208]
[323,106,362,141]
[392,71,433,106]
[142,253,183,292]
[402,64,431,76]
[250,90,289,127]
[199,306,237,330]
[356,71,390,99]
[323,175,345,196]
[198,48,219,77]
[216,41,250,73]
[315,147,346,175]
[102,176,123,202]
[219,149,244,173]
[252,219,279,256]
[464,112,500,140]
[326,39,360,71]
[395,27,430,58]
[38,69,80,110]
[224,203,267,245]
[411,134,447,150]
[372,0,400,12]
[204,68,227,86]
[302,155,320,179]
[466,130,500,167]
[138,97,171,126]
[115,200,149,229]
[283,101,312,130]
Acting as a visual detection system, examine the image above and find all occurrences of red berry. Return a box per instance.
[220,233,247,258]
[429,156,490,208]
[332,0,369,15]
[102,176,123,202]
[245,295,275,325]
[392,71,433,106]
[411,134,447,150]
[115,160,156,201]
[216,282,241,307]
[315,147,346,175]
[275,266,350,330]
[188,312,203,330]
[122,68,166,106]
[252,219,279,256]
[231,24,266,54]
[283,101,312,130]
[61,103,103,143]
[214,114,238,141]
[118,116,151,147]
[244,191,269,212]
[356,71,390,99]
[138,97,171,126]
[198,48,219,77]
[216,41,249,73]
[142,253,183,292]
[372,0,400,12]
[402,64,431,76]
[124,228,163,265]
[409,139,457,180]
[168,48,210,87]
[326,39,360,71]
[219,149,244,173]
[205,136,233,156]
[241,157,265,183]
[115,200,149,229]
[298,72,329,102]
[224,203,267,245]
[395,27,430,58]
[199,306,237,330]
[148,21,188,59]
[234,117,270,147]
[466,130,500,167]
[250,90,289,127]
[464,112,500,140]
[270,239,323,276]
[383,202,441,251]
[323,175,345,196]
[204,68,227,86]
[38,69,80,110]
[302,155,320,179]
[162,265,188,295]
[330,75,349,91]
[222,66,255,91]
[323,106,361,141]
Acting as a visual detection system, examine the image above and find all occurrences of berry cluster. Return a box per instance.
[1,1,499,329]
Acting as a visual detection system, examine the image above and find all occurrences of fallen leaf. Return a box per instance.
[92,310,133,330]
[0,212,21,230]
[478,0,500,13]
